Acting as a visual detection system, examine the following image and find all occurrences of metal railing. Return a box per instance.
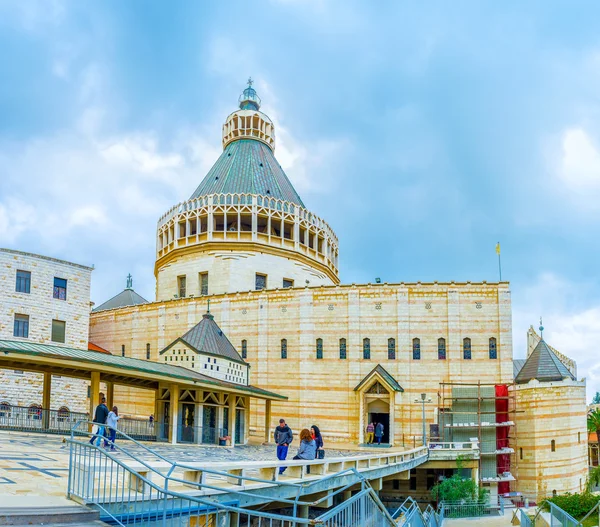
[392,497,444,527]
[548,502,580,527]
[441,499,504,519]
[0,404,88,435]
[68,421,411,526]
[520,509,533,526]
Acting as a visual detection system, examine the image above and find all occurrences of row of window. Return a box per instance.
[13,314,66,343]
[239,337,498,360]
[176,272,294,298]
[14,270,68,300]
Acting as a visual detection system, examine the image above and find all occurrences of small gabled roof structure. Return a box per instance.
[515,339,576,384]
[93,275,149,312]
[160,313,246,365]
[354,364,404,393]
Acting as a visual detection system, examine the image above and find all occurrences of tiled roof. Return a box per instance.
[88,342,111,354]
[93,288,149,312]
[189,139,305,207]
[513,359,526,379]
[354,364,404,392]
[515,339,576,384]
[0,339,285,400]
[161,313,246,364]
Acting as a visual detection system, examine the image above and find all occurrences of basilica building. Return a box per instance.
[88,81,587,500]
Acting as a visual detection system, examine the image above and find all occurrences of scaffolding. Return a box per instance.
[437,381,517,494]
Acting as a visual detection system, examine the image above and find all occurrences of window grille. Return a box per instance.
[463,337,472,360]
[363,338,370,360]
[281,339,287,359]
[438,338,446,360]
[413,338,421,360]
[241,339,247,359]
[146,343,150,360]
[388,338,396,360]
[200,273,209,295]
[316,338,323,359]
[53,277,67,300]
[13,314,29,338]
[489,337,497,359]
[16,270,31,293]
[339,338,347,359]
[255,273,267,291]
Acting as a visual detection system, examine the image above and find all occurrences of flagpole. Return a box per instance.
[497,242,502,282]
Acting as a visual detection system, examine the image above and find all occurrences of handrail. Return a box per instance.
[71,420,426,522]
[67,434,399,526]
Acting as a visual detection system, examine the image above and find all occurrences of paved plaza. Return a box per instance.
[0,430,366,499]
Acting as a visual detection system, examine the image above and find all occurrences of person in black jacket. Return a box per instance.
[89,397,109,447]
[274,419,293,474]
[311,425,324,458]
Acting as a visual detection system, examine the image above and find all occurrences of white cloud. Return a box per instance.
[560,128,600,189]
[512,272,600,401]
[101,136,184,174]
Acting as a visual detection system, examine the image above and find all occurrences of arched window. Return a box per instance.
[489,337,497,359]
[241,340,247,359]
[579,432,581,443]
[0,401,10,418]
[57,406,70,422]
[146,343,151,360]
[438,338,446,360]
[551,440,556,452]
[316,338,323,360]
[412,338,421,360]
[388,338,396,360]
[519,447,523,460]
[339,338,347,360]
[281,339,287,359]
[121,344,125,357]
[28,404,42,420]
[363,338,370,360]
[463,338,472,360]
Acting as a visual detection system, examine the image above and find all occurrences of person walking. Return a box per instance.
[106,406,122,451]
[274,418,293,475]
[293,428,317,460]
[310,425,324,459]
[375,422,384,445]
[89,397,109,447]
[365,422,375,444]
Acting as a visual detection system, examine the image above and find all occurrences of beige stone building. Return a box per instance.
[0,248,93,412]
[84,82,588,499]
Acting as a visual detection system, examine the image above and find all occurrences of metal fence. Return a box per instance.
[441,500,504,519]
[548,502,580,527]
[0,404,88,435]
[68,421,401,527]
[391,497,444,527]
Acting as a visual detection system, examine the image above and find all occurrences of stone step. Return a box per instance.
[0,506,100,526]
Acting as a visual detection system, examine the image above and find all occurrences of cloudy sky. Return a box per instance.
[1,1,599,398]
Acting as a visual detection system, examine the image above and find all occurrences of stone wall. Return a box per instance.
[512,379,588,499]
[90,281,513,443]
[156,247,334,301]
[0,248,93,347]
[0,371,90,413]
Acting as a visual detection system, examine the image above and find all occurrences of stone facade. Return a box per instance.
[160,341,249,385]
[512,379,589,500]
[89,281,513,446]
[0,248,93,412]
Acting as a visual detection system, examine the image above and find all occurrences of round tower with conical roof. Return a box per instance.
[155,81,339,300]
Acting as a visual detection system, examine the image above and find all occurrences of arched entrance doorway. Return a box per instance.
[366,381,390,444]
[354,365,404,446]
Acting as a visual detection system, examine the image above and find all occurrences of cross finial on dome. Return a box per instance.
[539,316,544,339]
[239,78,261,110]
[126,274,133,289]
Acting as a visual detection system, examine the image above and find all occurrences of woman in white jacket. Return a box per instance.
[106,406,122,451]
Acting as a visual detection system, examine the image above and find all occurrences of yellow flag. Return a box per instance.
[496,242,501,255]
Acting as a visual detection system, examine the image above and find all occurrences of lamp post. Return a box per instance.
[414,393,432,446]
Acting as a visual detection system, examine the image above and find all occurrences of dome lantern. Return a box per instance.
[238,77,261,111]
